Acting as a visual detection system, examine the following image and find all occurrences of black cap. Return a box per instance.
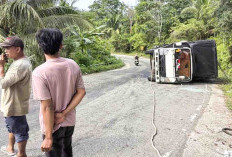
[0,36,24,49]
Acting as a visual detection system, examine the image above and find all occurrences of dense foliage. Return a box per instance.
[0,0,231,76]
[0,0,93,68]
[0,0,123,73]
[89,0,232,80]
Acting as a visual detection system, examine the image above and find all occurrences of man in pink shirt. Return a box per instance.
[32,28,86,157]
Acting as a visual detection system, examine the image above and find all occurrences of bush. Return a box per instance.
[69,36,120,68]
[24,43,45,69]
[211,36,232,78]
[110,32,131,53]
[87,37,112,62]
[168,19,206,42]
[70,52,92,67]
[129,33,147,52]
[62,36,77,58]
[60,34,125,75]
[80,58,124,74]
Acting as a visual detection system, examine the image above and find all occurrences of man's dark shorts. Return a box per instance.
[43,126,75,157]
[4,115,29,143]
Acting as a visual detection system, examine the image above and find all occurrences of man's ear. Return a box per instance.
[59,44,63,49]
[15,47,21,53]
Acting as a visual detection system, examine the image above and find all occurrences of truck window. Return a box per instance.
[175,49,191,81]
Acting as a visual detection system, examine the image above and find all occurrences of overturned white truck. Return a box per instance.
[145,40,218,83]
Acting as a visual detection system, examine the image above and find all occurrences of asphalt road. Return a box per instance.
[0,55,213,157]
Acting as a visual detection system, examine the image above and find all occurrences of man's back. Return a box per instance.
[32,57,85,132]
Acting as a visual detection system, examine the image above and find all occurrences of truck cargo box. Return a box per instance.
[189,40,218,79]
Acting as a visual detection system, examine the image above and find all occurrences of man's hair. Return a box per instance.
[36,28,63,55]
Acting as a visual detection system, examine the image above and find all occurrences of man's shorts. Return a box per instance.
[5,115,29,143]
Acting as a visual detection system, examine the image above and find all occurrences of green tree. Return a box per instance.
[216,0,232,34]
[161,0,191,38]
[89,0,125,31]
[0,0,92,67]
[169,19,206,41]
[170,0,219,41]
[0,0,92,38]
[134,0,161,46]
[215,0,232,67]
[64,25,104,54]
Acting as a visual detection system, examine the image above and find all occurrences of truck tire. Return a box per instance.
[148,76,156,82]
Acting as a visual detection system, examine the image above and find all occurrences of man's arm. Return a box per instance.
[0,67,4,78]
[54,88,86,125]
[0,55,26,89]
[41,99,54,152]
[0,53,5,78]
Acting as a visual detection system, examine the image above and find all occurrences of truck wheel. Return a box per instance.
[148,76,156,82]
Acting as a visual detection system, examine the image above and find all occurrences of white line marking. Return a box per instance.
[196,105,202,111]
[163,151,172,157]
[190,114,198,122]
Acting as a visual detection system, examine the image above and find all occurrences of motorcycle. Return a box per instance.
[135,58,139,66]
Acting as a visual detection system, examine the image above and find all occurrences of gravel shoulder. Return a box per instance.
[183,84,232,157]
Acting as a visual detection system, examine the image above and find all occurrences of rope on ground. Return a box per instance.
[150,55,163,157]
[222,128,232,136]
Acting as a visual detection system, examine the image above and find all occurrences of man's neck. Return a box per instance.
[14,53,25,60]
[45,53,59,61]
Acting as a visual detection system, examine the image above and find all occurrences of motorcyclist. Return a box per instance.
[135,53,139,65]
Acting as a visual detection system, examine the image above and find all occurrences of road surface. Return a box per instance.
[0,55,213,157]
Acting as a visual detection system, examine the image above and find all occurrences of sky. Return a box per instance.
[73,0,138,10]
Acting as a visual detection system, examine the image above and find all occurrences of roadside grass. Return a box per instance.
[80,59,125,75]
[218,70,232,111]
[220,83,232,111]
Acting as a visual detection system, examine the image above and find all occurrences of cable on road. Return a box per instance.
[149,58,210,157]
[222,128,232,136]
[150,55,163,157]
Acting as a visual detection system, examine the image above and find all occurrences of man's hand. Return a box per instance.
[54,112,65,125]
[41,138,53,152]
[0,53,5,77]
[0,53,5,67]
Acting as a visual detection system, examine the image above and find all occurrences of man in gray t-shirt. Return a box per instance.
[0,36,32,157]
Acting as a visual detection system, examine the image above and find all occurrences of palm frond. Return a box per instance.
[42,14,93,30]
[37,6,77,18]
[0,0,44,27]
[26,0,58,10]
[62,25,80,38]
[70,0,77,7]
[0,0,7,5]
[181,7,197,15]
[0,28,7,41]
